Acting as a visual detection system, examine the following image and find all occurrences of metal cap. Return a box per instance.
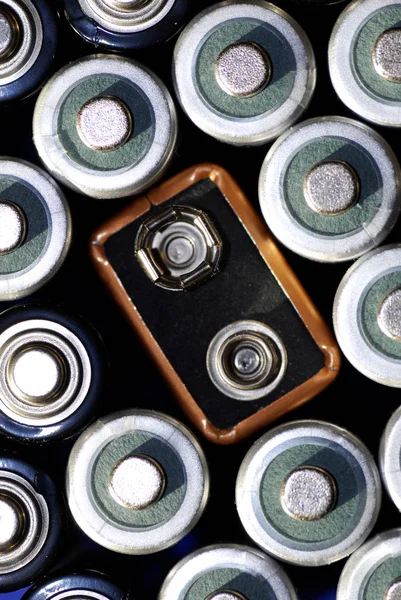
[33,55,177,199]
[0,201,26,255]
[206,593,248,600]
[77,0,176,33]
[0,494,24,551]
[206,320,287,401]
[386,580,401,600]
[378,288,401,340]
[281,466,337,521]
[135,205,222,290]
[0,471,49,575]
[259,117,401,263]
[337,530,401,600]
[0,318,91,427]
[373,29,401,82]
[67,409,209,554]
[76,96,133,151]
[236,420,381,566]
[0,159,71,301]
[333,245,401,386]
[159,544,298,600]
[380,405,401,511]
[0,0,43,87]
[303,161,359,215]
[47,593,110,600]
[108,455,166,510]
[173,0,315,146]
[0,7,20,61]
[329,0,401,127]
[215,42,271,98]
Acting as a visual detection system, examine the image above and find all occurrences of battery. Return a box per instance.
[0,0,57,103]
[90,163,340,444]
[64,0,191,52]
[0,455,63,592]
[259,117,401,263]
[379,406,401,511]
[0,158,71,301]
[0,304,108,443]
[236,420,381,566]
[33,54,177,200]
[337,529,401,600]
[159,544,297,600]
[21,571,128,600]
[172,0,315,146]
[333,244,401,386]
[329,0,401,127]
[66,409,209,554]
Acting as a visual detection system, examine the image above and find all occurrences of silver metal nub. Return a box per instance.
[66,410,209,554]
[206,592,248,600]
[9,345,65,403]
[0,471,49,575]
[0,319,91,427]
[206,320,287,401]
[378,288,401,341]
[103,0,151,9]
[303,160,359,215]
[281,466,337,521]
[0,494,24,551]
[108,454,166,510]
[0,7,19,61]
[0,201,26,254]
[373,29,401,82]
[233,346,261,377]
[79,0,174,34]
[385,580,401,600]
[76,96,133,151]
[215,42,271,98]
[0,0,43,87]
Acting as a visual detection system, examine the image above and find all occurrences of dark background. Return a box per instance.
[1,1,401,599]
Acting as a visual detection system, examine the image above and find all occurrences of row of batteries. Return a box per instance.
[8,0,401,600]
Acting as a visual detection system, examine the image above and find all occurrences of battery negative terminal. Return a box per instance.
[135,204,222,290]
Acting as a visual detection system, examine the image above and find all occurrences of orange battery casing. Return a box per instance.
[90,163,341,444]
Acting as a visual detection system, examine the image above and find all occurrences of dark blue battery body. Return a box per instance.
[0,304,109,443]
[64,0,191,52]
[0,0,58,104]
[0,456,63,592]
[21,572,128,600]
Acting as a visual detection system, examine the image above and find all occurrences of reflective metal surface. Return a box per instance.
[78,0,175,33]
[0,201,26,255]
[76,96,132,151]
[281,466,337,521]
[303,160,359,215]
[108,455,165,510]
[67,409,210,554]
[373,29,401,82]
[206,320,287,401]
[378,288,401,340]
[0,470,49,575]
[215,42,271,98]
[136,204,222,290]
[0,7,19,61]
[0,0,42,86]
[0,319,91,426]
